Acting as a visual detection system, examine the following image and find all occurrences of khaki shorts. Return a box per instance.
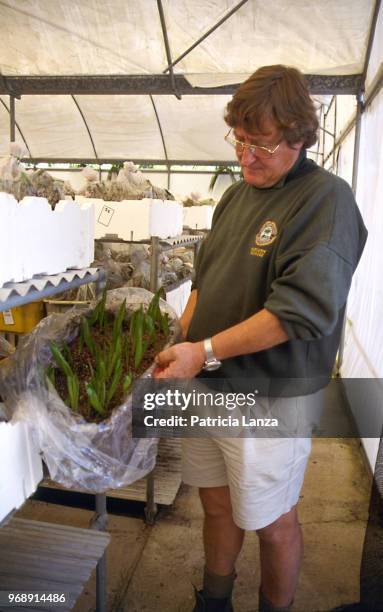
[182,435,311,530]
[181,389,323,530]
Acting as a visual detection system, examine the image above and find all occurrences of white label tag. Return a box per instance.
[3,310,14,325]
[98,205,115,227]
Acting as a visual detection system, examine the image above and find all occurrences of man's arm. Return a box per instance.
[154,307,288,378]
[179,289,197,340]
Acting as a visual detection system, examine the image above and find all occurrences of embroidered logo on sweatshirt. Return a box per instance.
[255,220,278,246]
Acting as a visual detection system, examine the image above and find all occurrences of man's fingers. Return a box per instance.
[155,347,174,366]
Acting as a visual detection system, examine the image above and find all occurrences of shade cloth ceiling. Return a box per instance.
[0,0,377,162]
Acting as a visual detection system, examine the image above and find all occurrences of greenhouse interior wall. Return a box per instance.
[332,6,383,471]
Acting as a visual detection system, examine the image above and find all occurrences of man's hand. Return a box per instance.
[153,341,205,379]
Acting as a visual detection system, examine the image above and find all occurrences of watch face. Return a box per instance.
[203,360,222,372]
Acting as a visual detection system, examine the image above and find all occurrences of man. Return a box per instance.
[154,65,367,612]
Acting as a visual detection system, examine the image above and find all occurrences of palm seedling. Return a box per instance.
[46,291,170,420]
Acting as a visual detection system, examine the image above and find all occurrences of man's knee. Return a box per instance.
[256,506,300,544]
[199,486,233,519]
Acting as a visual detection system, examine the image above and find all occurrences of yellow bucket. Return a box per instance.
[0,301,46,333]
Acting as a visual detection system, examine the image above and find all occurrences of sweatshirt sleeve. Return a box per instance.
[265,178,367,340]
[191,239,206,291]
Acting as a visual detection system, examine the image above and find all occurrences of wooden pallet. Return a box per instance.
[41,438,182,507]
[0,517,110,611]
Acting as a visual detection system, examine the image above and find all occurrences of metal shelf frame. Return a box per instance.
[0,268,106,312]
[97,234,204,523]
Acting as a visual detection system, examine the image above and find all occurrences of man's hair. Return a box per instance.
[224,65,319,149]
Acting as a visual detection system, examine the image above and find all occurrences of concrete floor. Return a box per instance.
[15,437,371,612]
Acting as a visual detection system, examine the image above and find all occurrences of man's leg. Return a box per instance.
[257,504,303,609]
[199,485,245,575]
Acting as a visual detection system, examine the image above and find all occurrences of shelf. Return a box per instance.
[96,233,204,251]
[0,268,106,312]
[40,439,182,507]
[0,266,109,610]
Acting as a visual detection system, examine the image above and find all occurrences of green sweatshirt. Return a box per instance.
[187,153,367,394]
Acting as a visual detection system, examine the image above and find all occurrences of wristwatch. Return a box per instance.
[202,338,222,371]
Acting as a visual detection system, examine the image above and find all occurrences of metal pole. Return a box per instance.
[163,0,249,73]
[92,280,108,611]
[92,493,108,612]
[351,91,364,195]
[321,103,326,167]
[149,94,170,189]
[336,90,364,375]
[332,96,337,171]
[0,99,31,157]
[316,105,323,164]
[157,0,181,99]
[9,95,16,142]
[146,236,160,524]
[149,236,160,293]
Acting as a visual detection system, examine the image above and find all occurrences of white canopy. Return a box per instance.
[0,0,377,162]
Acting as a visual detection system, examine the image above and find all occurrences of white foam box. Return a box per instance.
[0,193,95,286]
[0,419,43,522]
[93,198,183,241]
[166,280,192,318]
[0,193,18,286]
[55,200,95,269]
[183,205,213,230]
[164,201,183,237]
[18,196,60,279]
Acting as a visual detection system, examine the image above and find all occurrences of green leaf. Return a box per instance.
[45,364,56,387]
[107,335,122,379]
[86,384,105,416]
[133,308,144,369]
[124,335,131,367]
[143,313,155,339]
[113,299,126,342]
[88,288,107,328]
[50,342,74,379]
[87,360,95,380]
[97,355,107,383]
[67,375,79,411]
[123,373,132,395]
[209,165,238,192]
[106,360,122,406]
[148,291,160,321]
[160,312,170,336]
[129,309,138,338]
[81,317,96,357]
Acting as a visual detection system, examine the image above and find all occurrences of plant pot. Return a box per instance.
[0,287,180,493]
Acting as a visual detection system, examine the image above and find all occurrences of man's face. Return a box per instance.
[234,118,303,188]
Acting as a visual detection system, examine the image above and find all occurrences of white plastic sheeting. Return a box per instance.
[0,93,234,161]
[366,1,383,91]
[0,0,374,77]
[0,0,376,162]
[0,95,93,158]
[342,92,383,373]
[336,127,355,189]
[341,89,383,470]
[76,96,164,159]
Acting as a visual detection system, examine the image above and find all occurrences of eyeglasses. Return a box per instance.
[224,128,281,159]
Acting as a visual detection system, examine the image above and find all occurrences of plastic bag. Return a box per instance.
[0,336,15,359]
[0,288,181,492]
[0,336,15,411]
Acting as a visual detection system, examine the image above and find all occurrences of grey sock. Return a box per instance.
[203,567,236,599]
[259,589,293,612]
